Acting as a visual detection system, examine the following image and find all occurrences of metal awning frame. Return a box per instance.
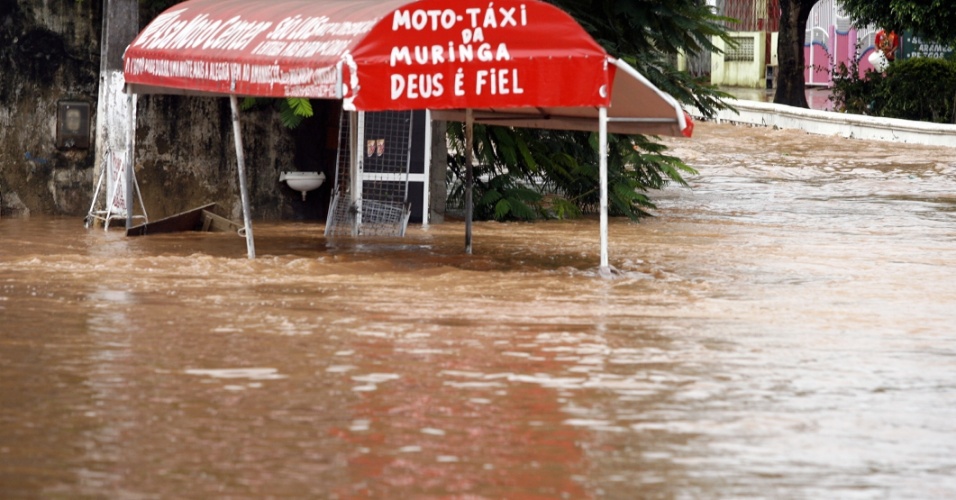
[122,0,689,274]
[124,60,682,274]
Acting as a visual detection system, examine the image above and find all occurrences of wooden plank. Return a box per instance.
[126,203,217,236]
[200,210,242,233]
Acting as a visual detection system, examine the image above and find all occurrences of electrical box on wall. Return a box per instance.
[56,101,90,150]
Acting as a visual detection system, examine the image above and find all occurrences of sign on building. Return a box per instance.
[901,33,955,60]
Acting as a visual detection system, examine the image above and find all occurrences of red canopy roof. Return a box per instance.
[124,0,689,136]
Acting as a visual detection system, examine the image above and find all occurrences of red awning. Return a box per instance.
[124,0,689,136]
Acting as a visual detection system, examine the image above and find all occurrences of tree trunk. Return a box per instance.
[773,0,816,107]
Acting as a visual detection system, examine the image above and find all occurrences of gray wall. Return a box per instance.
[133,95,295,222]
[0,0,299,220]
[0,0,100,215]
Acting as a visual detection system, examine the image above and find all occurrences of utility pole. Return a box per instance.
[92,0,138,226]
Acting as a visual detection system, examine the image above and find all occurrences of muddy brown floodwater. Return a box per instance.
[2,122,956,499]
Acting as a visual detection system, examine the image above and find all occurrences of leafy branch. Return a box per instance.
[241,97,314,129]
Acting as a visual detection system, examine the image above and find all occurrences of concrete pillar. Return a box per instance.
[92,0,138,217]
[428,120,447,224]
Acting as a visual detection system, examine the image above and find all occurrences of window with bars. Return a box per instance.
[725,36,755,62]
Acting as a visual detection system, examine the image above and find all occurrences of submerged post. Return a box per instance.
[229,95,256,259]
[464,108,474,254]
[352,111,364,236]
[124,92,137,230]
[599,106,609,273]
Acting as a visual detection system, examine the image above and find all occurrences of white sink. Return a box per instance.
[279,171,326,201]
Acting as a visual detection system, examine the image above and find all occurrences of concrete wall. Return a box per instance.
[134,96,298,222]
[690,99,956,148]
[0,0,100,216]
[0,0,306,220]
[711,31,767,88]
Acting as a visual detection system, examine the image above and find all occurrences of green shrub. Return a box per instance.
[878,58,956,123]
[831,55,956,123]
[445,123,695,222]
[830,61,884,115]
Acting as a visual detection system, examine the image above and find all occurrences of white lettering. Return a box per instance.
[267,15,376,39]
[148,14,223,50]
[407,74,420,98]
[125,57,338,88]
[496,43,511,61]
[454,68,465,96]
[387,43,508,65]
[391,73,444,99]
[458,44,473,62]
[411,10,428,30]
[137,11,271,52]
[477,43,493,62]
[465,8,481,27]
[475,70,487,95]
[499,7,517,27]
[509,68,524,94]
[278,39,351,58]
[390,46,411,66]
[441,10,456,29]
[414,46,430,64]
[431,45,445,64]
[475,68,523,95]
[392,10,411,30]
[251,40,287,56]
[391,74,406,99]
[483,5,498,28]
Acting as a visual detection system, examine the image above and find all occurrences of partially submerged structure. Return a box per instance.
[121,0,691,271]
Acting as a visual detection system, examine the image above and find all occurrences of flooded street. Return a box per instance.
[3,122,956,498]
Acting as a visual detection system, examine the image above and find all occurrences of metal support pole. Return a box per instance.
[421,110,432,226]
[125,92,136,230]
[599,106,609,273]
[464,108,474,254]
[229,95,256,259]
[352,111,365,236]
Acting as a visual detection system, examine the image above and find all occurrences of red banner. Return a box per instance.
[124,0,396,98]
[124,0,612,111]
[347,0,610,110]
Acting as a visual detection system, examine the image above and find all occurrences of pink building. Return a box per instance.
[804,0,879,85]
